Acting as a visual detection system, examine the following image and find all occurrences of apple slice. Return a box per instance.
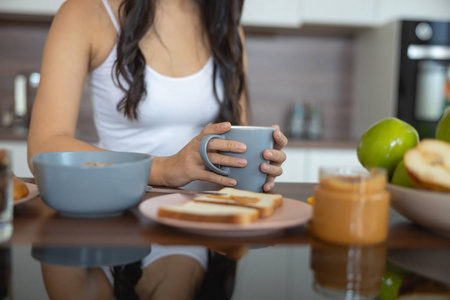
[403,139,450,192]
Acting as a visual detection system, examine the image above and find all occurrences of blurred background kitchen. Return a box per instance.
[0,0,449,182]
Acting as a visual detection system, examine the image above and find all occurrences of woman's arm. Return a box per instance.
[27,0,103,173]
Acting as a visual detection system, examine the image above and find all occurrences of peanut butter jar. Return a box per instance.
[312,167,390,245]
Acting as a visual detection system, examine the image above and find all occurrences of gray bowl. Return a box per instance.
[32,151,153,218]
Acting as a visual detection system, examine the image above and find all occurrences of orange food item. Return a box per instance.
[13,174,28,200]
[312,168,390,245]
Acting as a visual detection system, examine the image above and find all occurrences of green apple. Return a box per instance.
[436,106,450,142]
[391,160,415,188]
[357,117,419,179]
[379,262,407,300]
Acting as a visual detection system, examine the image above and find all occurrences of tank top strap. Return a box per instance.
[101,0,120,33]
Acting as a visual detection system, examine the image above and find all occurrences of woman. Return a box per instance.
[27,0,287,191]
[29,0,287,298]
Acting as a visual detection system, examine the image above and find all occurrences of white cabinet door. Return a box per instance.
[0,0,65,15]
[0,141,32,178]
[277,148,308,183]
[241,0,303,28]
[374,0,450,25]
[279,147,361,183]
[303,0,375,26]
[306,149,361,182]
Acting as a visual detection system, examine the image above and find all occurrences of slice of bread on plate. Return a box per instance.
[158,201,259,224]
[192,187,283,217]
[13,174,29,200]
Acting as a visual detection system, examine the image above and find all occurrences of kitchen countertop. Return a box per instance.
[0,127,357,149]
[286,138,358,149]
[0,127,99,144]
[8,181,450,299]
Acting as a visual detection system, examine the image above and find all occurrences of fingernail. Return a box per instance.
[277,131,281,138]
[236,143,247,151]
[227,179,236,186]
[221,122,230,130]
[266,151,273,158]
[237,158,247,166]
[262,164,269,171]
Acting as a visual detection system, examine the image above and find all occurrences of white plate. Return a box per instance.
[14,183,39,206]
[387,183,450,235]
[139,194,313,237]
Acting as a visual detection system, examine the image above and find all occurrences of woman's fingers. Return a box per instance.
[195,122,231,142]
[192,168,237,187]
[271,125,288,150]
[263,180,276,192]
[261,163,283,177]
[207,152,247,167]
[263,149,286,166]
[206,138,247,153]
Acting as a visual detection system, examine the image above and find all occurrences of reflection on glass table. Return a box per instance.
[30,244,240,300]
[380,248,450,299]
[3,242,450,300]
[310,243,386,300]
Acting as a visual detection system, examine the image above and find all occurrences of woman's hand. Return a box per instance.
[153,122,248,187]
[261,125,288,192]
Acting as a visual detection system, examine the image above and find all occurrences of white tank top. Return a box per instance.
[89,0,223,156]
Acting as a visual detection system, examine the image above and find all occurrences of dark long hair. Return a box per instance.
[114,0,247,124]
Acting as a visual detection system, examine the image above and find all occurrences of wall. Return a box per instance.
[0,20,95,139]
[0,20,355,142]
[245,33,354,141]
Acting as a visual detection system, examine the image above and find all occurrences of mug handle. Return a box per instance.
[199,134,230,176]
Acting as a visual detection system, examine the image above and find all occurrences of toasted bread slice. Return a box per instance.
[193,187,283,217]
[403,139,450,192]
[13,174,29,200]
[158,201,259,224]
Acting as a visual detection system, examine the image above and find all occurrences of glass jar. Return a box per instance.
[312,167,390,245]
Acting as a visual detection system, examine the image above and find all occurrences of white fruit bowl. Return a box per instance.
[387,183,450,236]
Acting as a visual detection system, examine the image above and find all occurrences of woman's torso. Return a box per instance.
[88,0,223,156]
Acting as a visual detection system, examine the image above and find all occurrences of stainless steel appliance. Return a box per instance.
[352,20,450,140]
[13,70,40,128]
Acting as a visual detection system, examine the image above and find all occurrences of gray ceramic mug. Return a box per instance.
[199,126,275,192]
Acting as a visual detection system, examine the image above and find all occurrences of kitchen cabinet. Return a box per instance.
[0,0,65,15]
[242,0,450,29]
[241,0,302,28]
[241,0,372,28]
[303,0,375,26]
[374,0,450,25]
[278,147,361,183]
[0,141,32,178]
[2,0,448,28]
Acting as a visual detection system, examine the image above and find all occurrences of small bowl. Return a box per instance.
[32,151,153,217]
